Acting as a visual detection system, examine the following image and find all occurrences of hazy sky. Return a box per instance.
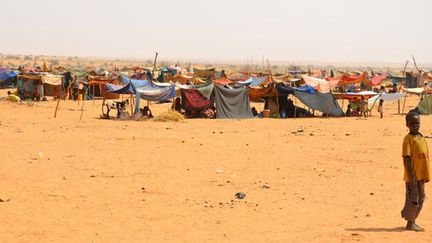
[2,0,431,63]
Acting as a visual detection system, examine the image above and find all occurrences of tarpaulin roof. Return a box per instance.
[302,75,338,93]
[368,93,405,104]
[121,76,150,87]
[369,73,388,86]
[334,91,377,101]
[238,76,269,87]
[293,90,344,117]
[135,82,176,101]
[0,70,17,81]
[326,71,368,85]
[249,85,278,100]
[181,89,213,112]
[213,77,235,85]
[213,85,253,119]
[105,82,137,94]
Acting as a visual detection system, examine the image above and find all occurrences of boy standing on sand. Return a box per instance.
[401,111,430,231]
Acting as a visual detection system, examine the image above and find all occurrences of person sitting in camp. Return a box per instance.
[351,107,360,116]
[345,104,352,117]
[251,107,259,117]
[141,106,153,118]
[201,107,215,119]
[6,91,20,102]
[171,97,182,113]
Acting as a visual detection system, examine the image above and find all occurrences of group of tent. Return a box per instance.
[3,63,432,118]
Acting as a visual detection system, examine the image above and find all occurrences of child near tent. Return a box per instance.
[345,104,352,117]
[360,96,368,119]
[172,97,182,113]
[378,99,384,119]
[401,111,430,231]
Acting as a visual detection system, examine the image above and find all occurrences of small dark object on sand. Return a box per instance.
[235,192,246,199]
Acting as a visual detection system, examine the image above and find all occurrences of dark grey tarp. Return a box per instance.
[214,85,254,119]
[293,90,344,117]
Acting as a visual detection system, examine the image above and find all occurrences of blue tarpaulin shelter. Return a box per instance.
[238,76,268,87]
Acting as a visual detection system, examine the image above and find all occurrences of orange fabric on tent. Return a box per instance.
[249,86,277,100]
[334,93,376,101]
[213,77,235,85]
[326,71,368,85]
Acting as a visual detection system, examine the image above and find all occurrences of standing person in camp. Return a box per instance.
[401,111,430,231]
[360,96,368,119]
[377,99,384,119]
[73,75,79,100]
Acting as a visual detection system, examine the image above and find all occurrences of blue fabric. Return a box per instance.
[136,82,176,101]
[294,85,315,94]
[105,82,137,94]
[276,83,295,95]
[0,70,17,81]
[121,76,150,87]
[238,76,267,87]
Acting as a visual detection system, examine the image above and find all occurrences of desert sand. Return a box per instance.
[1,89,432,242]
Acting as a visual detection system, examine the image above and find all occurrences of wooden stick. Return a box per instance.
[153,52,159,73]
[412,55,420,72]
[401,60,409,115]
[80,89,86,120]
[54,96,61,118]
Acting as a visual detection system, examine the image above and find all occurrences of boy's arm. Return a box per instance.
[403,155,417,185]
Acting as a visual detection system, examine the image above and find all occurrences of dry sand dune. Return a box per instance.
[1,90,432,242]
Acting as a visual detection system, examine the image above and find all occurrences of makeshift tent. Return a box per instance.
[213,85,253,119]
[302,75,338,93]
[249,85,278,100]
[368,93,405,104]
[418,95,432,115]
[87,76,121,99]
[334,91,377,101]
[0,69,18,88]
[227,72,249,81]
[170,75,207,85]
[238,76,270,87]
[369,73,388,86]
[193,68,215,79]
[181,89,214,112]
[326,71,368,85]
[135,82,176,101]
[213,77,236,85]
[293,90,344,117]
[17,73,63,97]
[105,82,140,114]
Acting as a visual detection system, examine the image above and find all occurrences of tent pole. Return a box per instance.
[80,89,86,120]
[102,96,106,118]
[401,95,407,114]
[130,94,133,115]
[54,93,61,118]
[93,84,95,106]
[294,95,297,119]
[398,100,400,114]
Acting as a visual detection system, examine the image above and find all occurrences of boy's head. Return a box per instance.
[406,111,420,134]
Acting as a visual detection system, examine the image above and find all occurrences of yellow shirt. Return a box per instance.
[402,133,431,182]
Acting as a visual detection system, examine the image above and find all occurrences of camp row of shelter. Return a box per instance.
[2,64,432,118]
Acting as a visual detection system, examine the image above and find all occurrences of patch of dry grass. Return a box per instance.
[153,109,185,122]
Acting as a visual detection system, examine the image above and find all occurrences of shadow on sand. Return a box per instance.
[345,227,405,233]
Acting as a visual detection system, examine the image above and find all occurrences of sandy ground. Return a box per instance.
[1,89,432,242]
